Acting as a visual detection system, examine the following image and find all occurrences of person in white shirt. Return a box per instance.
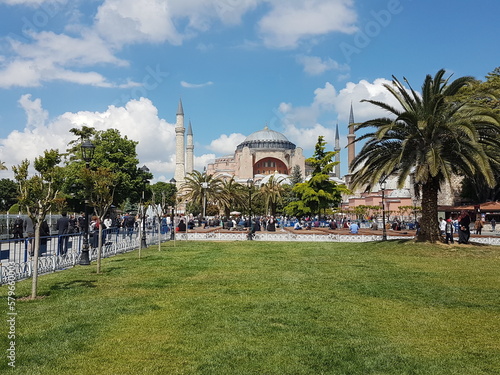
[439,217,446,235]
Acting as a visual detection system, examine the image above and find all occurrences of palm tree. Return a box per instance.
[217,177,248,218]
[350,69,500,243]
[180,170,223,216]
[258,174,286,216]
[0,161,7,170]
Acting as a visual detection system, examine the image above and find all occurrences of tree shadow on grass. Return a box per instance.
[47,279,98,293]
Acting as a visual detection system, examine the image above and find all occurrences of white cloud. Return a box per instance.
[296,55,350,76]
[95,0,183,47]
[180,81,214,88]
[0,31,134,88]
[258,0,358,48]
[284,123,336,151]
[207,133,246,155]
[0,96,179,182]
[18,94,48,130]
[0,0,361,88]
[276,78,402,161]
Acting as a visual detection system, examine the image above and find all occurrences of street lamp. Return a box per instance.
[79,138,95,265]
[201,182,208,219]
[380,179,387,241]
[140,165,150,249]
[247,178,253,222]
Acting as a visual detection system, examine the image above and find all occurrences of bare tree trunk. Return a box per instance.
[157,220,161,251]
[97,225,103,274]
[417,177,441,243]
[31,226,40,299]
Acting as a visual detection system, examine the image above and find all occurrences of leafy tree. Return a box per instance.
[457,67,500,202]
[285,136,348,217]
[0,179,18,212]
[290,165,303,185]
[13,150,64,299]
[64,127,143,212]
[350,69,500,243]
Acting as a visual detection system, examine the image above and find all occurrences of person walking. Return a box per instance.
[458,211,471,244]
[56,211,70,256]
[439,217,446,236]
[122,213,135,239]
[39,219,50,255]
[445,218,454,244]
[24,216,35,256]
[490,218,496,232]
[12,216,24,240]
[474,218,483,235]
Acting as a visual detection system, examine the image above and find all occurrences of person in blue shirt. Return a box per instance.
[349,221,360,234]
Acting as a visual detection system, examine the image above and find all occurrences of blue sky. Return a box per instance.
[0,0,499,182]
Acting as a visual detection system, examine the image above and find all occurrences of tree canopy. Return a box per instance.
[350,69,500,242]
[285,136,347,217]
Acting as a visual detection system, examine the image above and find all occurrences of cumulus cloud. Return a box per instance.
[207,133,246,155]
[258,0,357,48]
[0,96,180,181]
[180,81,214,88]
[285,122,336,151]
[276,77,402,160]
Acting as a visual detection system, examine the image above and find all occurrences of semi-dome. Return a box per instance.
[236,126,296,150]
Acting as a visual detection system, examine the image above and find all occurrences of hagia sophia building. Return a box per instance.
[172,99,460,216]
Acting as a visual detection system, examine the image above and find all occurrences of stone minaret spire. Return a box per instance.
[174,99,185,186]
[334,122,341,178]
[186,120,194,175]
[347,102,356,173]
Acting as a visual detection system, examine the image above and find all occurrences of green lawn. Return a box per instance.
[2,240,500,374]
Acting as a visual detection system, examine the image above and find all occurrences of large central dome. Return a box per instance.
[236,126,296,150]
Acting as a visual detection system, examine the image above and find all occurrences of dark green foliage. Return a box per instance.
[351,69,500,242]
[285,136,347,217]
[0,178,18,212]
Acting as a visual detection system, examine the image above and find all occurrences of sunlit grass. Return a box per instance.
[2,240,499,374]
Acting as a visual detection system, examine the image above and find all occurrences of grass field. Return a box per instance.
[2,240,500,374]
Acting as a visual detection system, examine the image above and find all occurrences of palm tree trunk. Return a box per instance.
[417,177,441,243]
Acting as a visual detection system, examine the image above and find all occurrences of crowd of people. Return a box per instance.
[6,209,499,254]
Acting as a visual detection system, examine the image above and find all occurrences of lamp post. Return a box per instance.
[79,138,95,265]
[201,182,208,219]
[380,179,387,241]
[247,178,253,222]
[169,178,176,239]
[140,165,149,249]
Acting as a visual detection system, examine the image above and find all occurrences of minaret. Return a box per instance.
[174,99,185,187]
[334,122,341,178]
[347,102,355,173]
[186,120,194,175]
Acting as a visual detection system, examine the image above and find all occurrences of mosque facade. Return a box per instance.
[173,100,459,219]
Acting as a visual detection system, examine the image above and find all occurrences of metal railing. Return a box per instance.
[0,226,172,284]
